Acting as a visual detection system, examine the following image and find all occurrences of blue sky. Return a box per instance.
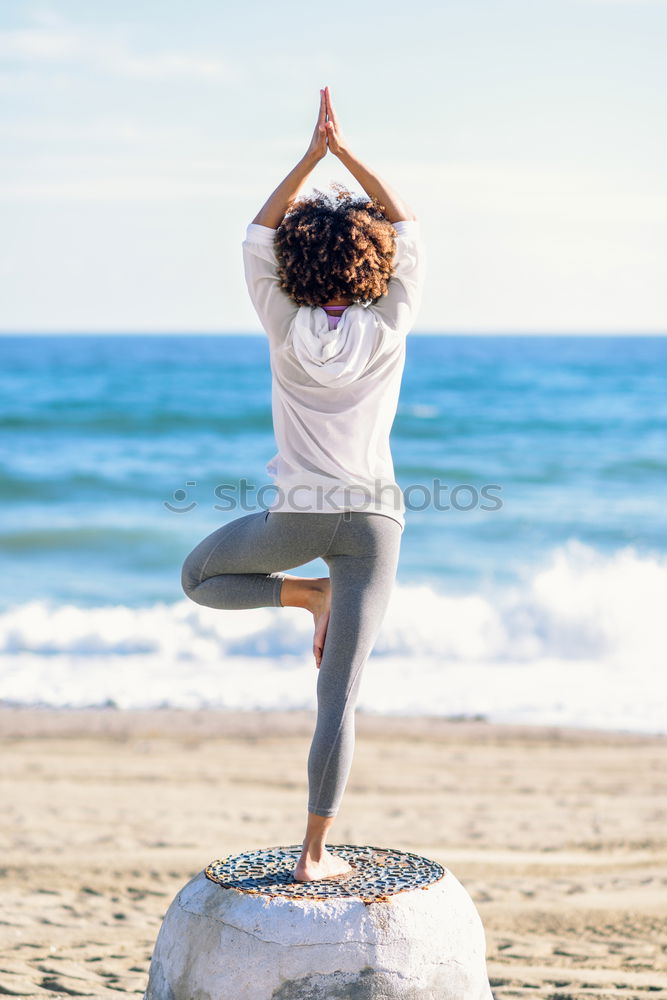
[1,0,666,333]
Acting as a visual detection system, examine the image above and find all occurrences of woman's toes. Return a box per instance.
[313,624,329,668]
[313,627,326,668]
[311,579,331,669]
[293,850,353,882]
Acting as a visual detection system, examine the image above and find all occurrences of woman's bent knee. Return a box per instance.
[180,551,201,600]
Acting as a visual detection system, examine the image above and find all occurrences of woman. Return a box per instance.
[181,86,425,882]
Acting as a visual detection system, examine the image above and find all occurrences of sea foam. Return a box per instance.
[1,540,665,733]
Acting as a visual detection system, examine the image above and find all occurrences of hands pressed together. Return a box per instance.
[306,85,348,162]
[250,83,412,228]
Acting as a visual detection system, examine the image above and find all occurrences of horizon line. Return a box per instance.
[2,330,667,338]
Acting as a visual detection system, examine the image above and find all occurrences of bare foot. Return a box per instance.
[278,575,331,669]
[309,578,331,669]
[292,847,353,883]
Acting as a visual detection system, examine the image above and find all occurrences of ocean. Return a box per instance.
[1,333,666,732]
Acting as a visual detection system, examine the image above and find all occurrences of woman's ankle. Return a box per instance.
[280,575,327,610]
[280,576,309,609]
[300,811,336,858]
[302,843,326,861]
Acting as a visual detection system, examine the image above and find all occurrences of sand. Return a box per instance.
[1,707,666,999]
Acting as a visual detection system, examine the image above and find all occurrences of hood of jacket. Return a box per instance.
[290,304,379,387]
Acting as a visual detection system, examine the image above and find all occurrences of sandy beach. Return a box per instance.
[1,707,666,999]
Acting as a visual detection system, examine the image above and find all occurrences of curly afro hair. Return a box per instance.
[274,182,397,308]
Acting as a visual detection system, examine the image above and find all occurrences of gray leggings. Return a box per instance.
[181,510,402,818]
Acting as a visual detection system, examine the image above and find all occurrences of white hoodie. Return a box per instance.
[242,219,426,530]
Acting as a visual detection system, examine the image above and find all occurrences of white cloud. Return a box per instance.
[376,159,667,228]
[109,51,227,80]
[0,22,229,81]
[0,177,232,201]
[0,27,79,59]
[2,151,665,235]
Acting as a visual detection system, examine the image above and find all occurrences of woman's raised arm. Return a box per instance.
[251,90,328,229]
[323,86,417,224]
